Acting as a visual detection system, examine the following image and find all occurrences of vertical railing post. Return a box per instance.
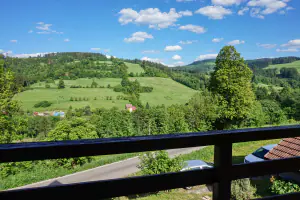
[213,143,232,200]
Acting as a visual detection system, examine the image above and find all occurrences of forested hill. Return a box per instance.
[1,52,208,91]
[173,56,300,73]
[173,59,216,73]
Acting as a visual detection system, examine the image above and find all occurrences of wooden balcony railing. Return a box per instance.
[0,125,300,199]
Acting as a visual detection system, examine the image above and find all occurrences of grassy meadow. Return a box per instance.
[264,60,300,72]
[130,77,198,106]
[125,62,145,74]
[14,77,198,111]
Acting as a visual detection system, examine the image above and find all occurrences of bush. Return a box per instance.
[138,151,182,175]
[58,79,65,89]
[45,84,50,88]
[270,176,300,195]
[0,162,33,178]
[34,101,52,108]
[231,178,256,200]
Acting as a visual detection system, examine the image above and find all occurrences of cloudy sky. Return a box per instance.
[1,0,299,66]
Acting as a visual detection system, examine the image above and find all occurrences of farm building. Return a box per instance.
[125,104,136,113]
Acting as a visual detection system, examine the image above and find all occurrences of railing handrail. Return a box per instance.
[0,125,300,200]
[1,125,300,163]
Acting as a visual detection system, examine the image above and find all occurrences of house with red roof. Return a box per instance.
[264,137,300,183]
[125,104,136,113]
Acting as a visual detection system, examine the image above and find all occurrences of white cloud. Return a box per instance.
[212,38,223,43]
[64,39,70,42]
[281,39,300,48]
[286,6,295,11]
[195,6,232,20]
[238,7,249,15]
[257,43,277,49]
[10,40,17,43]
[34,22,63,34]
[172,55,182,60]
[174,61,185,66]
[12,52,54,58]
[142,50,160,54]
[164,45,182,52]
[141,57,163,64]
[36,23,52,31]
[179,10,193,16]
[179,40,198,45]
[276,48,298,52]
[91,48,101,51]
[124,32,153,43]
[37,31,51,34]
[0,49,3,53]
[179,24,206,34]
[28,30,33,33]
[227,40,245,45]
[119,8,187,29]
[247,0,288,17]
[250,8,265,19]
[51,30,64,34]
[195,54,218,61]
[106,55,116,59]
[212,0,242,6]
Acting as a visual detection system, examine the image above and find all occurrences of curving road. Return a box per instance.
[12,147,204,190]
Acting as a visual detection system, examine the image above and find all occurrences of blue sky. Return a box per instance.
[1,0,300,66]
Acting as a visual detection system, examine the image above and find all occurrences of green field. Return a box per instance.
[264,60,300,72]
[14,78,197,111]
[124,62,145,74]
[130,77,198,106]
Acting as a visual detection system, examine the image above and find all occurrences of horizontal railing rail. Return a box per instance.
[0,125,300,200]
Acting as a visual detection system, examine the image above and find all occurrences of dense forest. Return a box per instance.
[1,47,300,184]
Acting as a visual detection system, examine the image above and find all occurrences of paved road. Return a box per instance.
[12,147,204,190]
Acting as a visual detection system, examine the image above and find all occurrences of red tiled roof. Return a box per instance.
[264,137,300,160]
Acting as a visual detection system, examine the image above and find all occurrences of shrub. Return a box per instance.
[0,162,33,178]
[58,79,65,89]
[138,151,182,175]
[34,101,52,108]
[70,97,74,101]
[107,84,111,88]
[45,84,50,88]
[94,97,97,100]
[270,176,300,195]
[231,178,256,200]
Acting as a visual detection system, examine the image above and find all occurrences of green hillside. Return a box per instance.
[124,62,145,74]
[174,59,215,73]
[130,77,197,106]
[264,60,300,72]
[14,77,197,111]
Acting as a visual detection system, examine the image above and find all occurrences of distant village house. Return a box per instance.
[125,104,136,113]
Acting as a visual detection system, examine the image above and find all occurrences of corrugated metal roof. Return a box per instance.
[264,137,300,160]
